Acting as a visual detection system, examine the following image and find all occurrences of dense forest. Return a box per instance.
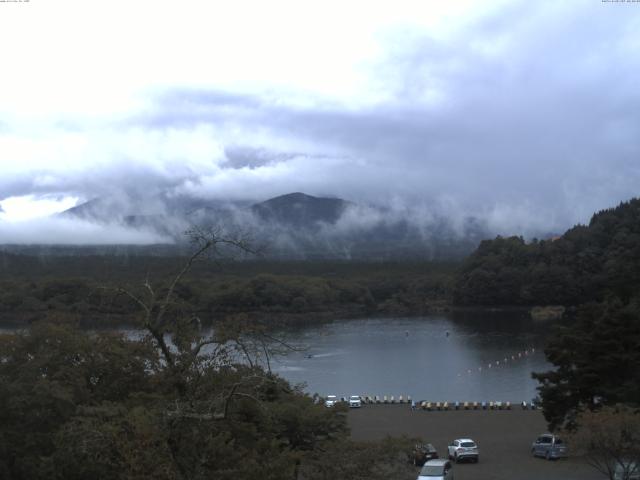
[0,318,421,479]
[3,199,640,330]
[453,198,640,306]
[533,297,640,430]
[0,232,421,480]
[0,256,455,327]
[446,199,640,431]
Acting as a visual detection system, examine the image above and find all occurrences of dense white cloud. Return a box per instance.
[0,217,170,245]
[0,0,639,243]
[0,195,78,222]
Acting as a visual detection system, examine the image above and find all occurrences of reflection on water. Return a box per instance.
[0,311,555,402]
[271,313,553,402]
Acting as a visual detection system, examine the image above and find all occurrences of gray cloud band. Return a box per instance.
[1,1,639,243]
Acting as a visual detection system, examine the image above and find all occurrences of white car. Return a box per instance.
[448,438,479,463]
[417,459,453,480]
[324,395,338,407]
[348,395,362,408]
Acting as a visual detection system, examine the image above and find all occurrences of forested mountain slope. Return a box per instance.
[453,198,640,306]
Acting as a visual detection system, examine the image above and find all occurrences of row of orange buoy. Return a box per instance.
[456,347,537,377]
[360,395,411,404]
[416,400,540,410]
[416,400,517,410]
[321,396,540,410]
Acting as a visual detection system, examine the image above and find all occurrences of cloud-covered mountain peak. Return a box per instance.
[49,191,502,259]
[251,192,352,228]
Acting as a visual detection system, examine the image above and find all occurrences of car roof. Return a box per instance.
[455,438,475,443]
[425,459,449,466]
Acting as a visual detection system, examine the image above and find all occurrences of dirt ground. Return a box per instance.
[348,404,604,480]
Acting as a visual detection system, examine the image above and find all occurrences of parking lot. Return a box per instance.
[348,405,603,480]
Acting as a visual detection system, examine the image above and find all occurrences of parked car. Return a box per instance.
[348,395,362,408]
[410,443,439,466]
[447,438,479,463]
[417,459,454,480]
[531,434,568,460]
[614,461,639,480]
[324,395,338,407]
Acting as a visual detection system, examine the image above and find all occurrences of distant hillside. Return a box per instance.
[251,192,350,227]
[453,198,640,306]
[48,191,493,260]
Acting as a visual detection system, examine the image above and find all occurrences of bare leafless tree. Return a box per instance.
[567,405,640,480]
[108,226,299,419]
[110,227,253,362]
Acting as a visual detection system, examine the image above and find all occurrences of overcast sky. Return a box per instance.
[0,0,639,243]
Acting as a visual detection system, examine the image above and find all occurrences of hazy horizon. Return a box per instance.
[1,0,639,245]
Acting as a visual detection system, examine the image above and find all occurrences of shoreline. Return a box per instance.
[0,304,549,330]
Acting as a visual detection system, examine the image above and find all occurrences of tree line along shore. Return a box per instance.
[0,198,639,479]
[2,199,639,328]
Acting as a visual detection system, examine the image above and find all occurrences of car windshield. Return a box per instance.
[350,396,359,400]
[420,465,444,476]
[416,444,435,452]
[461,442,476,448]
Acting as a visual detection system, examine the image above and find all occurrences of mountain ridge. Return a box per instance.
[42,192,505,260]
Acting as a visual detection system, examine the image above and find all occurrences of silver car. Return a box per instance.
[531,434,568,460]
[417,459,454,480]
[324,395,338,407]
[447,438,479,463]
[614,461,639,480]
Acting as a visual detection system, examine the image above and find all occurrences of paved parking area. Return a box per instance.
[348,405,603,480]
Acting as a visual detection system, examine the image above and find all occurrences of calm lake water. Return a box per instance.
[0,311,555,403]
[270,312,553,403]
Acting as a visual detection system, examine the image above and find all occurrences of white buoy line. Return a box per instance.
[319,396,540,410]
[456,347,537,378]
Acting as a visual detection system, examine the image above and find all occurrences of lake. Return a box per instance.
[0,310,554,403]
[270,312,553,403]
